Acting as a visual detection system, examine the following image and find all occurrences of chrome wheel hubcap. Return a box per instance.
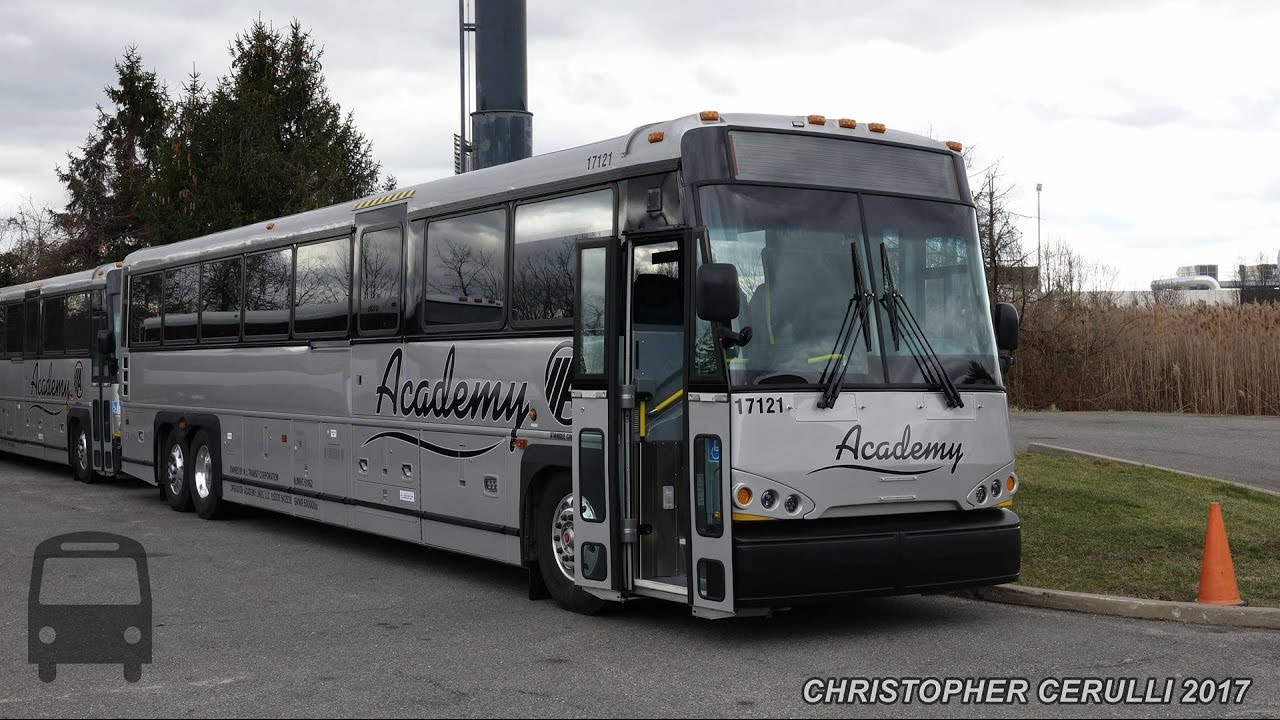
[551,493,575,581]
[167,443,185,495]
[75,430,88,472]
[193,445,212,500]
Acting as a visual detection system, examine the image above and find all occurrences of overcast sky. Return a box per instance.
[2,0,1277,289]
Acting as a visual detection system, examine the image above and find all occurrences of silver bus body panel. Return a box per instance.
[730,391,1014,519]
[0,265,116,470]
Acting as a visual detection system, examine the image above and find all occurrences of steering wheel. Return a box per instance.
[753,373,807,385]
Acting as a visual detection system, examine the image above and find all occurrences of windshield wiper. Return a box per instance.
[817,242,874,409]
[878,243,964,409]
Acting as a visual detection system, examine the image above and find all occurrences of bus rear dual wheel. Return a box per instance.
[162,428,224,519]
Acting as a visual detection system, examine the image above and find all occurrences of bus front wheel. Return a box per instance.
[38,662,55,683]
[535,472,607,615]
[189,430,224,520]
[162,430,194,512]
[71,424,94,484]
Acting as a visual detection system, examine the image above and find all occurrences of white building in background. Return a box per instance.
[1112,288,1240,306]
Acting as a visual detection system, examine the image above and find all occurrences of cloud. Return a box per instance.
[1,0,1278,290]
[1106,105,1188,128]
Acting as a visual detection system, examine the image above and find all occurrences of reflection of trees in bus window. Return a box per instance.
[576,246,607,375]
[360,228,401,334]
[513,189,612,324]
[129,273,162,344]
[163,265,199,343]
[244,248,292,337]
[296,237,351,336]
[65,292,91,353]
[201,257,242,341]
[42,296,65,353]
[424,209,506,327]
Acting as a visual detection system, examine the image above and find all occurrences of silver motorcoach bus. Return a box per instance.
[6,112,1022,618]
[0,264,123,483]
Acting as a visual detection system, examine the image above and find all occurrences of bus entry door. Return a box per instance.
[570,239,622,597]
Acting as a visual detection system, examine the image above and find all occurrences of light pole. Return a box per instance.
[1036,183,1042,291]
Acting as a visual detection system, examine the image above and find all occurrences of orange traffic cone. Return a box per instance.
[1196,502,1243,606]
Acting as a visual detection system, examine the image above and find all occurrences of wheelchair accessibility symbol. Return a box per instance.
[28,532,153,683]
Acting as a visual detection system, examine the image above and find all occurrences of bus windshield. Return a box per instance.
[699,184,1000,389]
[38,557,142,605]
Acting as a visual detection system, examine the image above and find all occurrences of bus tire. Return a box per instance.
[124,663,142,683]
[70,424,94,484]
[189,430,224,520]
[161,430,194,512]
[535,471,607,615]
[38,662,55,683]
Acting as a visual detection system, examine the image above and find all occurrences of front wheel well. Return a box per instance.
[521,464,570,565]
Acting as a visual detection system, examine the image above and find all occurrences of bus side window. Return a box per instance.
[200,257,243,342]
[42,296,66,355]
[163,265,199,344]
[6,303,24,356]
[512,189,613,326]
[24,299,39,356]
[295,236,351,337]
[129,273,163,345]
[65,292,91,355]
[358,227,401,335]
[423,209,506,328]
[244,248,293,339]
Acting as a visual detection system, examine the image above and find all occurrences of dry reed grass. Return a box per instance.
[1008,300,1280,415]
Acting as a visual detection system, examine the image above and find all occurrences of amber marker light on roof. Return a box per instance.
[838,118,857,129]
[946,140,964,152]
[647,131,665,143]
[869,122,886,133]
[807,114,826,125]
[699,110,720,121]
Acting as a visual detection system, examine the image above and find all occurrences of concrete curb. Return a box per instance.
[968,584,1280,630]
[970,443,1280,629]
[1025,442,1280,498]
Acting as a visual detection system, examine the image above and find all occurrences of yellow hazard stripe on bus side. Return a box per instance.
[354,188,416,211]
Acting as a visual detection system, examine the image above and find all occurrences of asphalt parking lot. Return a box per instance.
[1,455,1277,718]
[1010,411,1280,494]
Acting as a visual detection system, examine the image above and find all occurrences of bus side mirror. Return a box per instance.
[993,302,1019,352]
[696,263,740,322]
[96,329,115,355]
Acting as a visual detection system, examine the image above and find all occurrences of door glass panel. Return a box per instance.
[576,246,607,377]
[693,435,723,537]
[578,429,606,523]
[632,240,687,585]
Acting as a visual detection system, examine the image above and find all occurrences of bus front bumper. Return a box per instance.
[733,508,1021,607]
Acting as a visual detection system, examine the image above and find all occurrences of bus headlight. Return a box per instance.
[784,494,801,515]
[39,627,56,644]
[733,484,753,509]
[124,627,141,644]
[759,489,778,510]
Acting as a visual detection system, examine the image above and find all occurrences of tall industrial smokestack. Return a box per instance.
[470,0,532,170]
